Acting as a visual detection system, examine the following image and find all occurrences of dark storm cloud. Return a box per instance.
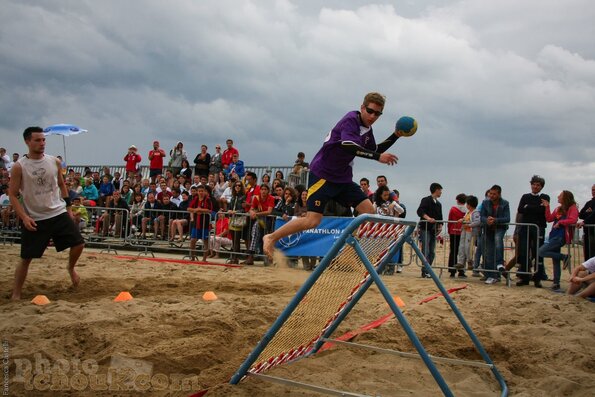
[1,0,594,208]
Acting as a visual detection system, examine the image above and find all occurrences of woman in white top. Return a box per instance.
[373,185,404,217]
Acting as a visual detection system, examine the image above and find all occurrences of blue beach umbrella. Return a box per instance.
[43,124,88,164]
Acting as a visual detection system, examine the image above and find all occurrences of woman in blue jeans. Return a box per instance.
[539,190,579,291]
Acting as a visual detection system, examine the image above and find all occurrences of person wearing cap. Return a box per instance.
[124,145,142,180]
[148,140,166,183]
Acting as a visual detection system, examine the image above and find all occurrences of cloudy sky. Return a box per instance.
[1,0,594,215]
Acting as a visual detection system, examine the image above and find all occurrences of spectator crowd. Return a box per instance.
[1,142,594,298]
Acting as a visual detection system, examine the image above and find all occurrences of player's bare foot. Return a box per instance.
[263,234,275,259]
[10,292,21,301]
[69,270,80,288]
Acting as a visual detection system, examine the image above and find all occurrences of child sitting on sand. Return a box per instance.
[567,256,595,299]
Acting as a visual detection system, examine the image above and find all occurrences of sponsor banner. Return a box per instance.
[274,217,402,262]
[274,217,351,257]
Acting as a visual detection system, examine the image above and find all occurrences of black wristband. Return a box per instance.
[63,197,72,207]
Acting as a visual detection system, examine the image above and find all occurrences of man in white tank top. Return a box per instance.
[9,127,85,300]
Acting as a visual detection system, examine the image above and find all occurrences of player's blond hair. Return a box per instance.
[363,92,386,108]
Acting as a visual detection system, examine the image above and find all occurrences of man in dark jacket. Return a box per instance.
[516,175,550,287]
[417,182,443,278]
[579,184,595,261]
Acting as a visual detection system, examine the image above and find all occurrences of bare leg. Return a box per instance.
[168,219,175,240]
[100,213,109,236]
[577,282,595,299]
[263,211,323,258]
[141,218,149,238]
[567,281,582,295]
[68,243,84,288]
[11,258,32,300]
[353,199,375,215]
[159,216,165,238]
[176,221,184,240]
[114,212,123,238]
[169,220,176,240]
[190,238,197,260]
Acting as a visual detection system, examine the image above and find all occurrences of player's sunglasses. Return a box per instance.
[365,107,383,117]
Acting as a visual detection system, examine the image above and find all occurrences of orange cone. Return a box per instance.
[202,291,218,301]
[114,291,133,302]
[31,295,51,305]
[393,295,406,308]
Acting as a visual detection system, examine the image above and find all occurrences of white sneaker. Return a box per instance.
[485,277,497,285]
[396,265,403,273]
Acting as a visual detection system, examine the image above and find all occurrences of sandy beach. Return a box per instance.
[1,244,594,396]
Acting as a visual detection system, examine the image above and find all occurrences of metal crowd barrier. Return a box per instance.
[79,206,283,264]
[217,211,281,265]
[0,202,291,264]
[0,203,20,245]
[4,203,589,276]
[416,220,544,286]
[575,224,595,263]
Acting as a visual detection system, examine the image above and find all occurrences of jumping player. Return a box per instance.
[9,126,85,300]
[264,92,404,257]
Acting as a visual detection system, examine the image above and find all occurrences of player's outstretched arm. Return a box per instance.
[376,130,402,153]
[341,141,398,165]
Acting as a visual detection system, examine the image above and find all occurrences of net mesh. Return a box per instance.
[250,221,407,374]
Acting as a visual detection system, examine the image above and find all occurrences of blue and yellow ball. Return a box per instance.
[395,116,418,137]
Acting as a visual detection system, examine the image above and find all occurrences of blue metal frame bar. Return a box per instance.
[349,234,454,397]
[407,235,509,396]
[230,214,508,397]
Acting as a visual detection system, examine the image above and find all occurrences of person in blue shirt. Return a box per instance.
[480,185,510,285]
[224,153,245,179]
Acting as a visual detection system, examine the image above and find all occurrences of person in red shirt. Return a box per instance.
[243,184,275,265]
[148,140,166,183]
[448,193,467,278]
[243,172,260,209]
[207,212,232,258]
[242,171,260,251]
[221,138,239,170]
[124,145,142,180]
[188,184,213,261]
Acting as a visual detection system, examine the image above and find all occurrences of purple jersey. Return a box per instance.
[309,111,376,183]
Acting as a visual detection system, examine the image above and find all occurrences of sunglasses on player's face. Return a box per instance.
[365,107,383,117]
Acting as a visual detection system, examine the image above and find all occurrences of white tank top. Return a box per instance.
[18,155,66,221]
